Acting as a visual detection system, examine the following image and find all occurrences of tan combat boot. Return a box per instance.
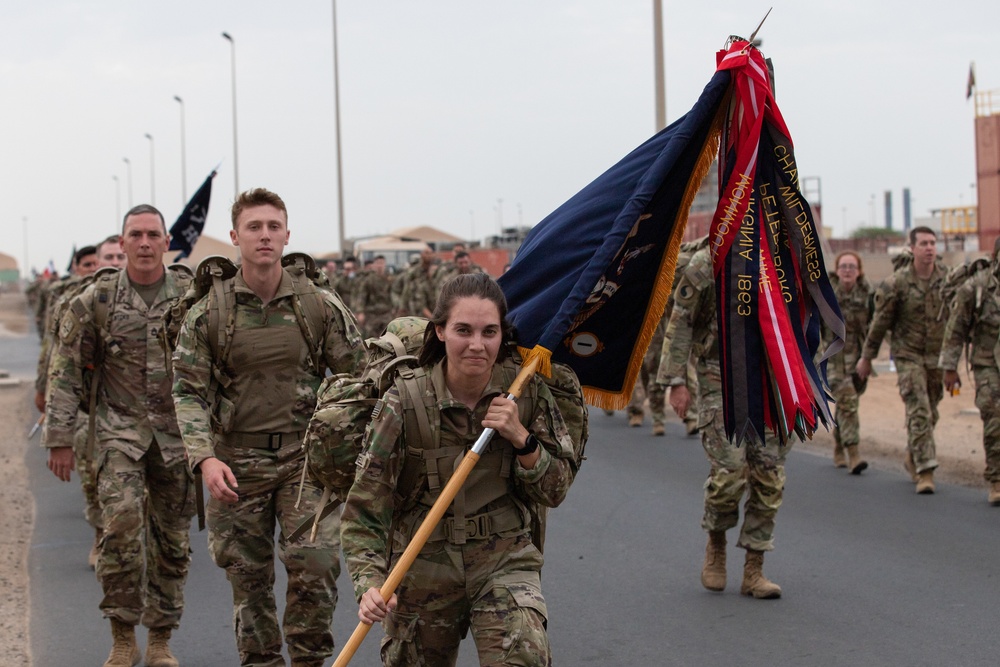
[833,444,847,468]
[916,470,935,494]
[740,549,782,599]
[989,481,1000,506]
[146,627,180,667]
[628,413,643,428]
[103,619,140,667]
[846,445,868,475]
[652,421,665,436]
[700,531,726,591]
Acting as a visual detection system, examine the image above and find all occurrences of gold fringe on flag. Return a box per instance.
[583,110,726,411]
[517,344,553,380]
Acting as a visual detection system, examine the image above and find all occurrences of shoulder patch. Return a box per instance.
[58,310,81,343]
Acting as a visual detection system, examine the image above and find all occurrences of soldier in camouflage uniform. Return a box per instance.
[354,254,396,338]
[940,238,1000,505]
[390,256,417,316]
[626,311,668,434]
[43,205,194,667]
[172,188,366,667]
[342,273,580,665]
[825,251,874,474]
[401,246,438,318]
[34,245,99,408]
[857,227,948,494]
[333,255,359,309]
[662,246,788,599]
[39,237,126,569]
[434,249,482,293]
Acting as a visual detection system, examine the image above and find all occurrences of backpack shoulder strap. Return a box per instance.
[287,269,329,374]
[194,257,238,373]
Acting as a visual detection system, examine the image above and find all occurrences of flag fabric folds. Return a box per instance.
[168,170,216,261]
[499,37,844,445]
[967,62,976,100]
[710,39,844,445]
[498,70,731,410]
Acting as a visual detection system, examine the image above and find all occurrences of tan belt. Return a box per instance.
[226,430,304,450]
[426,503,526,544]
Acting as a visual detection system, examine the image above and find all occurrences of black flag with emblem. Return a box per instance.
[168,170,216,261]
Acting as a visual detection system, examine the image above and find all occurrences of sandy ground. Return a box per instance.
[0,292,33,666]
[0,290,991,663]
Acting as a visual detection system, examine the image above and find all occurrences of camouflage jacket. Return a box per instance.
[340,358,578,601]
[333,273,359,309]
[42,270,189,464]
[862,260,948,367]
[353,271,394,316]
[35,274,92,394]
[171,268,367,471]
[939,261,1000,371]
[823,275,873,376]
[659,247,720,389]
[401,264,436,317]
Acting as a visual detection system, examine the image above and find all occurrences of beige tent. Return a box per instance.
[168,234,240,268]
[388,226,465,246]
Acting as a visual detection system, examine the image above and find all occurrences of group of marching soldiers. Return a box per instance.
[619,225,1000,602]
[323,244,483,339]
[29,206,1000,663]
[29,194,500,667]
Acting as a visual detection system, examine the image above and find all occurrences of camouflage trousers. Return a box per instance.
[382,527,549,667]
[894,360,942,472]
[973,366,1000,483]
[828,369,862,448]
[627,359,666,426]
[698,385,790,552]
[96,439,194,628]
[72,412,102,530]
[208,441,340,667]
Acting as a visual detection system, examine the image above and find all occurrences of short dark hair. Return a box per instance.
[231,188,287,229]
[417,273,514,367]
[909,226,936,246]
[455,251,470,261]
[122,204,166,233]
[74,245,97,264]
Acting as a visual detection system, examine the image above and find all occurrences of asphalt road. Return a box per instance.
[11,327,999,666]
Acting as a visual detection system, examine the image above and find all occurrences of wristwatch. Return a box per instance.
[517,434,540,455]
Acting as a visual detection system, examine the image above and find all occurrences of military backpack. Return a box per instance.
[937,256,991,324]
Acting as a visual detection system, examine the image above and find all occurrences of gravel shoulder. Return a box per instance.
[0,290,34,666]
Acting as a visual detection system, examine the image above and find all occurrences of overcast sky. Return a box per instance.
[1,1,995,272]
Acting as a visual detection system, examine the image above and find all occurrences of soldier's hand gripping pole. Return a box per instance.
[332,356,540,667]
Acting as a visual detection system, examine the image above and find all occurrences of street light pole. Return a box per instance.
[112,175,121,227]
[222,32,240,199]
[123,157,133,208]
[174,95,187,204]
[332,0,347,255]
[144,133,156,206]
[652,0,666,131]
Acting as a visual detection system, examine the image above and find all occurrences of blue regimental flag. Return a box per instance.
[498,70,731,409]
[169,170,216,261]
